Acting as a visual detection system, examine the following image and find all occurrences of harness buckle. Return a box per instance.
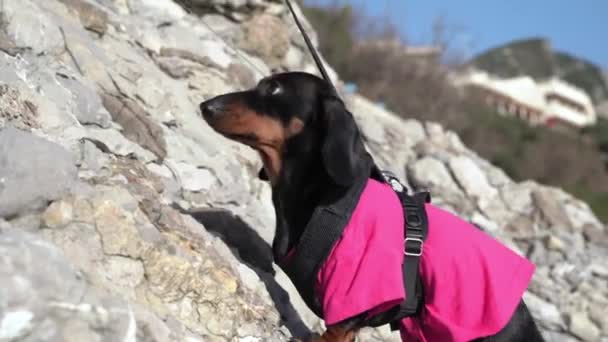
[404,237,423,256]
[381,170,406,193]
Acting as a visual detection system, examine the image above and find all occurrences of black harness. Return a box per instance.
[277,166,430,330]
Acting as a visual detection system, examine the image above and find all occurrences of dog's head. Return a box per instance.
[200,72,369,187]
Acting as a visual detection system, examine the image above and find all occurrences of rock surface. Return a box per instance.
[0,0,606,341]
[0,127,78,218]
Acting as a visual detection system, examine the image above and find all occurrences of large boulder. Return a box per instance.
[0,229,136,341]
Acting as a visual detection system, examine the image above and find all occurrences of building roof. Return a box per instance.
[537,78,595,114]
[454,70,598,127]
[462,71,546,111]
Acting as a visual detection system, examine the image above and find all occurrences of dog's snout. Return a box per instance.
[200,100,223,121]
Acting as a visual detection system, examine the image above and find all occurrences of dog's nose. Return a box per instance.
[200,101,223,121]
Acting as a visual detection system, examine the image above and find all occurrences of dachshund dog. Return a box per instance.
[200,72,545,342]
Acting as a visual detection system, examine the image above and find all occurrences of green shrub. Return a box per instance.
[570,184,608,224]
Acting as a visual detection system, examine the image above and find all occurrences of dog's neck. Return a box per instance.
[269,129,375,261]
[270,142,337,261]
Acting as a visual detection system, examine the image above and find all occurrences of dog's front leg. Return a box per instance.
[272,212,291,260]
[294,327,359,342]
[317,327,359,342]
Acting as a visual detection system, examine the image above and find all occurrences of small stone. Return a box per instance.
[407,157,461,193]
[589,303,608,333]
[568,311,601,342]
[212,269,238,294]
[448,155,498,200]
[545,235,565,252]
[542,330,580,342]
[72,197,95,224]
[590,263,608,279]
[0,310,34,340]
[170,162,216,193]
[42,201,74,228]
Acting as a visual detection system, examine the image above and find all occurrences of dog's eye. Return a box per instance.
[268,82,282,96]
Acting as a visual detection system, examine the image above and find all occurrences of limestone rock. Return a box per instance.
[448,155,498,200]
[0,229,136,341]
[568,311,601,342]
[101,93,167,161]
[1,0,65,55]
[60,126,157,163]
[57,0,109,35]
[0,127,77,218]
[127,0,187,23]
[0,85,39,130]
[42,200,74,228]
[239,14,290,66]
[408,157,460,193]
[533,188,573,228]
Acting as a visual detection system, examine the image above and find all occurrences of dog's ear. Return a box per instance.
[258,167,269,181]
[321,96,367,187]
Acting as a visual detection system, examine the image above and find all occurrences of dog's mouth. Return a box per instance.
[221,131,280,184]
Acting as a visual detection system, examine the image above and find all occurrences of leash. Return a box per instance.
[283,0,338,95]
[197,19,268,79]
[181,0,337,92]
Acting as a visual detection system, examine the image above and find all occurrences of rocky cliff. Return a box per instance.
[0,1,607,341]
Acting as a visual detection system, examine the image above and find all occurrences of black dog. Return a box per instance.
[200,72,544,342]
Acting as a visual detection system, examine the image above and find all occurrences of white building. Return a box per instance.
[454,70,597,128]
[538,79,596,127]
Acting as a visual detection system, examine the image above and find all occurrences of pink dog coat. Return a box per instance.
[315,179,535,341]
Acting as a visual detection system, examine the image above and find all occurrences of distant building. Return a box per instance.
[454,70,597,128]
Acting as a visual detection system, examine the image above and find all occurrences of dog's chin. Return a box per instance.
[206,124,259,149]
[225,133,260,150]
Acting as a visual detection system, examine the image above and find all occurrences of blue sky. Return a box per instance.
[304,0,608,68]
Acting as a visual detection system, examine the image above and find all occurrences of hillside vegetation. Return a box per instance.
[301,2,608,222]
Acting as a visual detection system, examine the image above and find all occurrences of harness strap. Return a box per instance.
[279,167,430,329]
[366,172,430,330]
[391,190,430,329]
[281,194,363,317]
[280,166,381,316]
